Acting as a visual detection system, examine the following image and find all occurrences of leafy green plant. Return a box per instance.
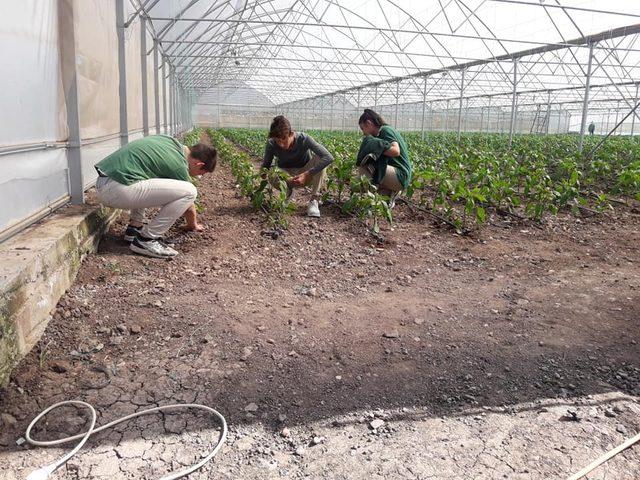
[207,128,296,230]
[212,127,640,233]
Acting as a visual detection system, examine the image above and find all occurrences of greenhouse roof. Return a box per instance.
[137,0,640,106]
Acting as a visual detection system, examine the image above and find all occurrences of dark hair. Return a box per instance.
[269,115,292,139]
[189,143,217,172]
[358,109,387,127]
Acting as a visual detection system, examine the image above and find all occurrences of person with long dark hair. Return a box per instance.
[357,109,412,204]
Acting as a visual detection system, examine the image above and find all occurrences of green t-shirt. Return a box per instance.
[377,125,412,189]
[96,135,189,186]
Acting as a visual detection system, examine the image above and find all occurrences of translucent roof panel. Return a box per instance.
[139,0,640,105]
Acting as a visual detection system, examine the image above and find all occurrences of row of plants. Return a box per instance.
[219,128,639,233]
[403,132,639,230]
[181,127,203,147]
[180,127,205,213]
[206,129,296,230]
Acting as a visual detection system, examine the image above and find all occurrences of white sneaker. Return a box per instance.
[130,237,178,258]
[388,193,398,209]
[307,199,321,218]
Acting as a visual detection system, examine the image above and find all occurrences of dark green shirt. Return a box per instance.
[96,135,189,186]
[376,125,412,189]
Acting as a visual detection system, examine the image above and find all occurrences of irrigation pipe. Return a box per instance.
[567,430,640,480]
[23,401,227,480]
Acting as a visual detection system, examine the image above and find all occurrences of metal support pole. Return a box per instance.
[153,41,160,134]
[421,77,427,140]
[320,97,324,130]
[457,69,465,141]
[479,106,484,133]
[330,95,334,131]
[356,89,361,131]
[431,103,436,131]
[304,99,308,130]
[374,85,378,111]
[116,0,129,145]
[632,83,639,136]
[614,100,620,135]
[162,57,167,133]
[509,59,518,147]
[342,94,346,131]
[394,82,400,127]
[578,42,595,152]
[216,85,221,127]
[444,99,450,132]
[140,16,149,136]
[558,104,563,133]
[169,68,174,135]
[485,106,489,133]
[58,0,84,204]
[545,90,551,135]
[465,99,470,132]
[531,104,541,134]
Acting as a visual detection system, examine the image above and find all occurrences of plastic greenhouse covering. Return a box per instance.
[0,0,639,239]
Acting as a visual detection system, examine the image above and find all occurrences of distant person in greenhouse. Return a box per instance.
[357,109,412,207]
[588,121,596,135]
[94,135,217,259]
[262,115,334,218]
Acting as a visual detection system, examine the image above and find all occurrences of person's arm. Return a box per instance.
[384,142,400,157]
[377,126,402,158]
[304,135,334,174]
[261,141,275,170]
[181,204,203,231]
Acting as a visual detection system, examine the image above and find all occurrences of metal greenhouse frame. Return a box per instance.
[1,0,639,240]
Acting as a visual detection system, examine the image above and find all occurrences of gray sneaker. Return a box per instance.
[130,237,178,258]
[307,199,321,218]
[123,225,142,242]
[388,193,398,209]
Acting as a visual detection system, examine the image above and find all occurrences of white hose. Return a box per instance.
[24,401,227,480]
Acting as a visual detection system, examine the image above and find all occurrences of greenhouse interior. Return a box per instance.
[0,1,639,479]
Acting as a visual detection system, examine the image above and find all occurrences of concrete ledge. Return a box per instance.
[0,204,118,387]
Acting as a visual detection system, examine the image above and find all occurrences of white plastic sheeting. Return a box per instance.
[0,150,69,233]
[74,0,120,140]
[0,1,68,237]
[0,0,178,240]
[0,2,66,146]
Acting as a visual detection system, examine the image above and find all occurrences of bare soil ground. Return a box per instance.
[0,137,639,479]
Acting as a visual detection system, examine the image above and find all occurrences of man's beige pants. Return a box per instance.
[96,177,196,238]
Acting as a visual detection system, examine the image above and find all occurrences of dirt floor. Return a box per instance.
[0,137,639,479]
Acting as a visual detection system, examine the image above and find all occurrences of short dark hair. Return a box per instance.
[189,143,217,172]
[269,115,292,139]
[358,108,387,127]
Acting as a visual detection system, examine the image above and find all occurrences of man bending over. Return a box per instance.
[95,134,217,258]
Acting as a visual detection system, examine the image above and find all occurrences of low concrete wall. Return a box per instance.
[0,205,118,387]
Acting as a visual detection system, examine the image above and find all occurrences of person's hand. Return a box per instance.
[291,171,311,187]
